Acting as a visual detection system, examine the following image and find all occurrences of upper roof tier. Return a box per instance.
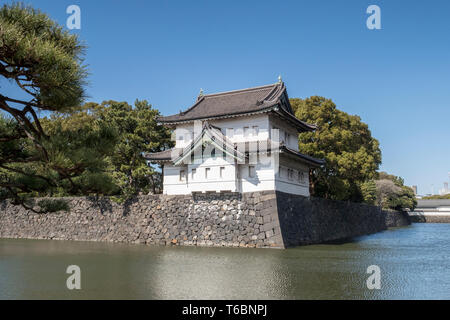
[157,82,317,132]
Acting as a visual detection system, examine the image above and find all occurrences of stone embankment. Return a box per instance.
[0,191,410,248]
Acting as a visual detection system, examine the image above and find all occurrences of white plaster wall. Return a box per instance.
[174,123,194,149]
[173,114,271,149]
[174,114,302,150]
[269,116,300,151]
[163,164,189,195]
[239,162,275,193]
[274,156,310,196]
[163,157,238,194]
[210,115,270,143]
[165,114,310,196]
[164,154,310,196]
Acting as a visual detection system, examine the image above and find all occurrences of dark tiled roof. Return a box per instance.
[279,145,326,167]
[143,148,182,162]
[158,82,316,132]
[238,140,324,167]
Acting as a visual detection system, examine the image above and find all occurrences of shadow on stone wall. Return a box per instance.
[85,196,114,215]
[275,191,410,248]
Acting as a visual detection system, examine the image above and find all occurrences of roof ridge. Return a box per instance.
[261,82,284,102]
[203,82,278,98]
[178,95,205,115]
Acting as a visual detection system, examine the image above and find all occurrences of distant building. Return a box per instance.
[439,182,450,195]
[412,185,418,195]
[409,199,450,222]
[411,199,450,215]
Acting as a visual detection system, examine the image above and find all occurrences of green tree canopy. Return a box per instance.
[90,99,172,201]
[39,108,119,197]
[291,96,382,201]
[0,3,86,113]
[0,3,114,212]
[361,171,417,211]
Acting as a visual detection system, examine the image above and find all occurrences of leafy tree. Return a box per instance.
[88,100,172,201]
[388,185,416,211]
[0,3,115,212]
[378,171,404,186]
[291,96,382,201]
[375,179,402,208]
[372,172,417,211]
[360,180,377,205]
[39,108,119,197]
[361,172,417,211]
[17,97,172,204]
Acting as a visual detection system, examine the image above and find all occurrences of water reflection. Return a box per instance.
[0,224,449,299]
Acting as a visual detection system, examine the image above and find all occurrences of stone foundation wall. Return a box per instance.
[385,210,411,227]
[0,192,282,248]
[275,192,410,247]
[0,191,410,248]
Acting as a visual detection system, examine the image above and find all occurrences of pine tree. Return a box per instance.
[0,3,116,212]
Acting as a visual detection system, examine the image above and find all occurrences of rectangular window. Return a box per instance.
[244,126,250,137]
[298,171,306,183]
[227,128,234,138]
[279,166,282,178]
[220,167,225,178]
[249,165,256,178]
[205,168,210,179]
[288,169,294,180]
[179,170,185,181]
[272,126,279,141]
[252,126,259,136]
[192,169,196,180]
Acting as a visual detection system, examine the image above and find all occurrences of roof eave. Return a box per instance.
[157,104,278,125]
[280,146,325,167]
[271,107,317,132]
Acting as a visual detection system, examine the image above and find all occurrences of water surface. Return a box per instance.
[1,223,449,299]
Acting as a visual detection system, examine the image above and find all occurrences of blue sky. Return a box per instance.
[4,0,450,195]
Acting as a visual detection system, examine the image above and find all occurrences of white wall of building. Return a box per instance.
[163,154,310,196]
[274,156,310,196]
[174,114,271,149]
[165,114,310,196]
[163,157,238,195]
[211,115,271,143]
[174,123,194,149]
[174,114,301,151]
[269,116,300,151]
[239,161,276,193]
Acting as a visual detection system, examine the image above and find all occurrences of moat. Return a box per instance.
[1,223,449,299]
